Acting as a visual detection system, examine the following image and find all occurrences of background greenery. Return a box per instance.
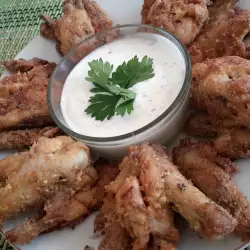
[0,0,62,75]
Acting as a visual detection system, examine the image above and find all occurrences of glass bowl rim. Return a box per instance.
[47,23,191,144]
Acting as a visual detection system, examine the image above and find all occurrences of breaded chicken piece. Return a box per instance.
[0,127,61,149]
[144,144,236,240]
[40,0,94,55]
[0,136,97,225]
[98,217,132,250]
[109,144,236,243]
[96,190,132,250]
[0,84,53,131]
[185,112,241,137]
[116,176,150,250]
[0,61,56,132]
[185,113,250,159]
[0,152,29,186]
[5,160,119,244]
[141,0,209,45]
[106,146,141,194]
[0,63,56,98]
[40,0,112,55]
[83,0,113,32]
[3,58,50,73]
[191,56,250,128]
[173,139,250,240]
[138,144,179,250]
[189,8,250,64]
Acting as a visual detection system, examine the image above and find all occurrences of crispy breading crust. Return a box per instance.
[5,160,119,245]
[185,112,241,137]
[173,139,250,240]
[191,56,250,128]
[0,136,96,224]
[3,58,50,73]
[40,0,112,55]
[141,0,209,45]
[189,9,250,64]
[0,62,56,131]
[0,127,61,149]
[185,113,250,159]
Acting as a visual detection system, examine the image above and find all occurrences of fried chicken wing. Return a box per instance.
[0,60,56,132]
[173,139,250,240]
[98,216,132,250]
[0,136,97,225]
[95,191,132,250]
[191,56,250,128]
[116,176,150,250]
[0,127,61,149]
[185,113,250,159]
[185,112,240,137]
[0,63,56,98]
[40,0,94,55]
[0,84,53,131]
[0,152,29,186]
[40,0,112,55]
[142,144,236,240]
[3,58,50,73]
[141,0,209,45]
[189,7,250,64]
[138,144,179,250]
[83,0,113,32]
[5,160,119,244]
[106,146,141,194]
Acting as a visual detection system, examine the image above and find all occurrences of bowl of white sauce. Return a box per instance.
[48,24,191,158]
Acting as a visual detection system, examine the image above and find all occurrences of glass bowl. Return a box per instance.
[48,24,191,159]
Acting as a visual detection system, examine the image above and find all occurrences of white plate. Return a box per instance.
[2,0,250,249]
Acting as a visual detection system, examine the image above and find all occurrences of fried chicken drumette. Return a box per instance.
[106,144,180,250]
[40,0,112,55]
[185,112,250,159]
[0,136,97,225]
[173,139,250,240]
[105,144,236,250]
[3,58,50,73]
[0,60,56,132]
[191,56,250,129]
[189,3,250,64]
[141,0,209,45]
[148,144,236,240]
[5,160,120,245]
[0,127,61,149]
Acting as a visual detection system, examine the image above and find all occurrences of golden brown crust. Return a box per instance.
[5,160,119,244]
[185,113,250,159]
[189,9,250,64]
[0,136,96,224]
[146,144,236,240]
[173,139,250,240]
[141,0,209,45]
[185,112,241,137]
[0,127,61,149]
[191,56,250,128]
[3,58,50,73]
[83,0,113,32]
[0,62,56,131]
[40,0,112,55]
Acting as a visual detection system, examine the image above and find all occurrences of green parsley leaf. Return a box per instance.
[86,58,113,87]
[111,55,155,89]
[85,94,119,121]
[116,97,134,117]
[85,55,154,121]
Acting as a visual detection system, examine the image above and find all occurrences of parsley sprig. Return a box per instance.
[85,56,154,121]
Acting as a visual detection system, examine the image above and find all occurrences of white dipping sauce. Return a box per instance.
[61,33,186,138]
